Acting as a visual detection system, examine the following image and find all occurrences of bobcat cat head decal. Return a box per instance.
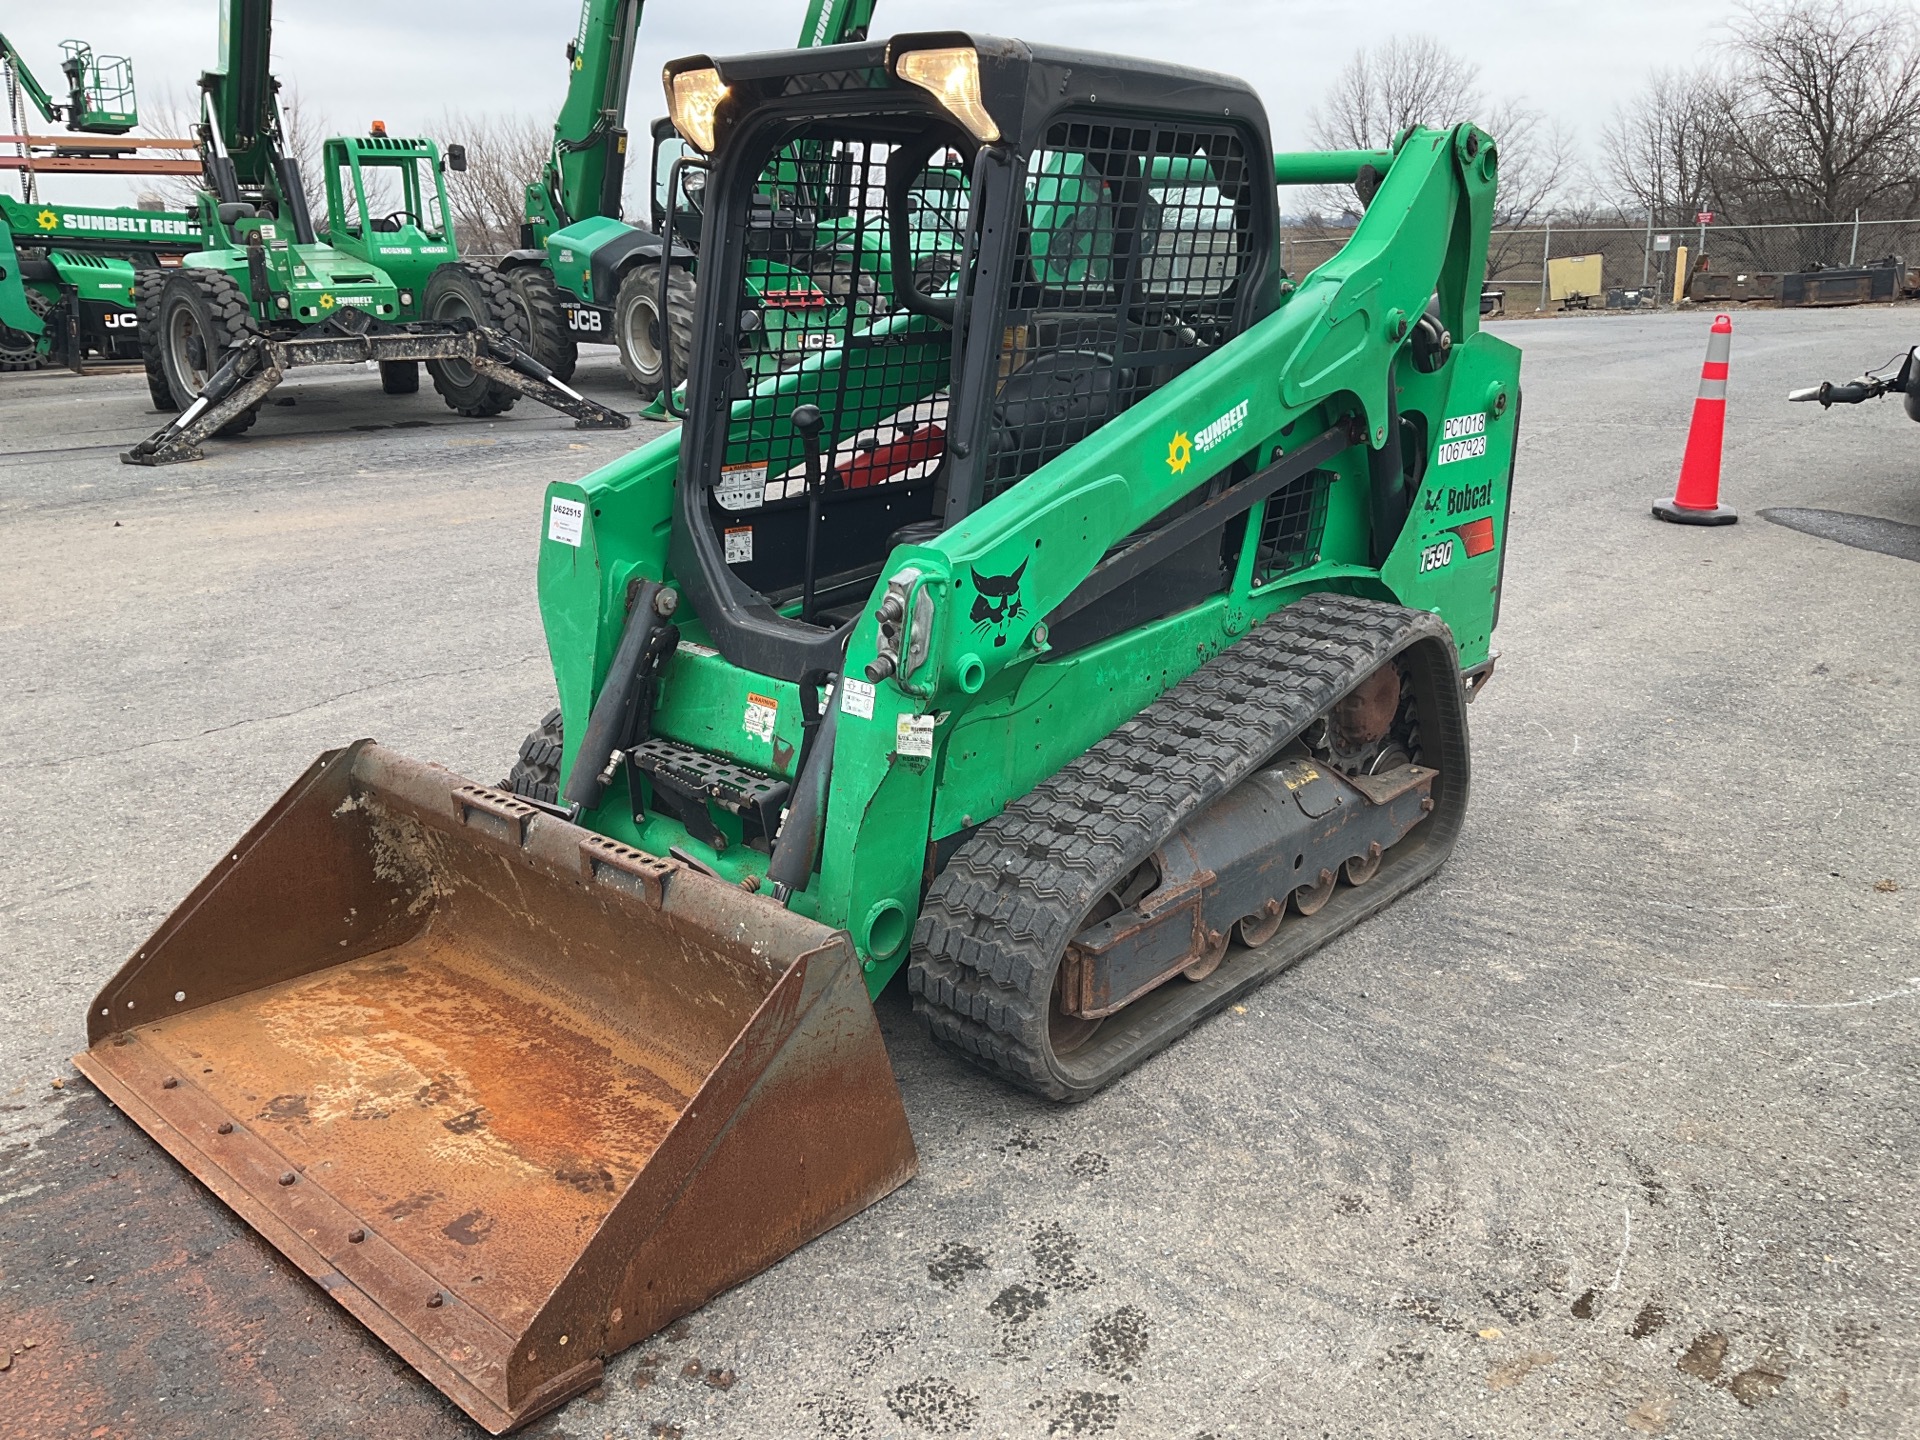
[969,560,1028,647]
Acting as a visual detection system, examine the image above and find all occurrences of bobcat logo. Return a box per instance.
[969,561,1028,647]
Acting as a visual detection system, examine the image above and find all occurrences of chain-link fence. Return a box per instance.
[1281,216,1920,311]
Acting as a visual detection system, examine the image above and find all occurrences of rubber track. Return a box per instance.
[909,593,1456,1101]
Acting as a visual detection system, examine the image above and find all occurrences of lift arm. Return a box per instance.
[533,0,879,236]
[196,0,315,243]
[536,0,646,231]
[1,34,62,127]
[795,0,879,47]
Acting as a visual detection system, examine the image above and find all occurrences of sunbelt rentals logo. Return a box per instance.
[1166,432,1192,473]
[1195,398,1249,454]
[36,208,58,232]
[1168,397,1251,474]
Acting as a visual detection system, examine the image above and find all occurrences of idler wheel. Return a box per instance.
[1292,869,1337,916]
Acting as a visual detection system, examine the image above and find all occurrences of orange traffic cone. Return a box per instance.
[1654,313,1738,525]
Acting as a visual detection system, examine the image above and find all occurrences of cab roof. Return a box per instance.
[673,32,1273,157]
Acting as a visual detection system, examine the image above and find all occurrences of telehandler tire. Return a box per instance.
[422,260,530,418]
[133,269,176,410]
[506,266,577,382]
[503,706,564,805]
[614,262,695,401]
[0,285,53,371]
[379,359,419,395]
[154,269,261,436]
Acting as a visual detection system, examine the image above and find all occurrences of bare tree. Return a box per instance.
[1713,0,1920,224]
[1602,68,1725,227]
[438,110,551,255]
[1307,35,1575,250]
[1310,36,1483,153]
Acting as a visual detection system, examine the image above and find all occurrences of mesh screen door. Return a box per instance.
[709,132,967,613]
[985,117,1257,501]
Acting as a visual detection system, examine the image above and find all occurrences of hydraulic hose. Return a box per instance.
[561,579,675,813]
[768,684,839,903]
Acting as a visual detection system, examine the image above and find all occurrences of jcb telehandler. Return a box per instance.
[495,0,880,401]
[79,33,1518,1434]
[123,0,626,464]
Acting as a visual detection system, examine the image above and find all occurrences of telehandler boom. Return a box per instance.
[496,0,879,396]
[80,33,1518,1433]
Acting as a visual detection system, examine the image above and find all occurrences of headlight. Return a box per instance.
[398,289,413,306]
[665,65,728,154]
[895,47,999,144]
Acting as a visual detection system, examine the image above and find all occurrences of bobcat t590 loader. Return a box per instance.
[78,32,1520,1434]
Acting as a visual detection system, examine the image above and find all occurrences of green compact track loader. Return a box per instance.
[80,33,1518,1433]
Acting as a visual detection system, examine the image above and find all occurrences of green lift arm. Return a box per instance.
[525,0,645,240]
[527,0,882,243]
[195,0,315,243]
[795,0,879,47]
[0,34,138,135]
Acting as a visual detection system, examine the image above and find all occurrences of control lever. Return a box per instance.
[1787,379,1879,406]
[793,403,826,624]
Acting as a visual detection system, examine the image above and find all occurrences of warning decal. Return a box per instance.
[744,693,778,741]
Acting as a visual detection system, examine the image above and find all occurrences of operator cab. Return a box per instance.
[663,35,1276,683]
[321,133,454,244]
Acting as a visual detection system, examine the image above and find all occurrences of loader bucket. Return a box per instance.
[74,741,917,1434]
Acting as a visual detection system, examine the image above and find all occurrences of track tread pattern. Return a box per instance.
[0,285,53,372]
[160,269,263,436]
[909,593,1452,1100]
[615,263,696,400]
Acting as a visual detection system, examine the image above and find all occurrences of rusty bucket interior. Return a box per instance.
[75,740,917,1434]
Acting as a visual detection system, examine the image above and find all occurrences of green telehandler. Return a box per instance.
[1,33,204,371]
[123,0,627,464]
[496,0,880,400]
[79,33,1518,1433]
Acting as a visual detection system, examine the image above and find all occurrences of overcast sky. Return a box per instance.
[14,0,1745,208]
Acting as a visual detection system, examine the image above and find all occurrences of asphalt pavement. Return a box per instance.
[0,309,1915,1440]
